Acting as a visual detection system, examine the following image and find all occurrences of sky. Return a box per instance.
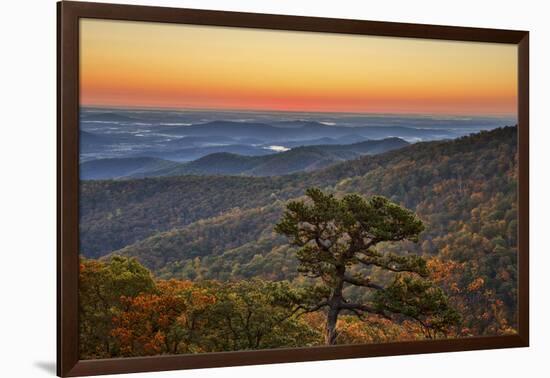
[80,19,517,116]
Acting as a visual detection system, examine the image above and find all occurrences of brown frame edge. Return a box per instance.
[57,1,529,376]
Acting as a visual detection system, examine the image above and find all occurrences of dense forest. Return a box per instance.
[79,127,518,357]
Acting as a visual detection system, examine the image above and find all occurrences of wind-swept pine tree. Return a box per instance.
[275,188,459,344]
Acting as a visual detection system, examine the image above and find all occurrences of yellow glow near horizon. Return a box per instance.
[80,19,517,116]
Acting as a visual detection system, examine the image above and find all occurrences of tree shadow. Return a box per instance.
[34,361,56,375]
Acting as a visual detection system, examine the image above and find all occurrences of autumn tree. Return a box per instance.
[275,188,457,344]
[205,279,320,351]
[79,256,155,358]
[110,279,217,356]
[111,292,185,356]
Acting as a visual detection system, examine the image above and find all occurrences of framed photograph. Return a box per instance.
[57,1,529,376]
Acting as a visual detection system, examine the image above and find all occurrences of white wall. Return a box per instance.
[1,0,548,376]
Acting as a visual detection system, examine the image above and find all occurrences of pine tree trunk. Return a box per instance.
[324,305,339,345]
[324,271,344,345]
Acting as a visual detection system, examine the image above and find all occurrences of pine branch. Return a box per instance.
[356,253,429,277]
[342,274,384,290]
[339,302,391,320]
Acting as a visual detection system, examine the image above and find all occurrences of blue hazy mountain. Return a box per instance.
[79,107,515,165]
[80,157,181,180]
[154,120,458,141]
[80,138,409,179]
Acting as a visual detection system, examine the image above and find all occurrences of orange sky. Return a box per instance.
[80,19,517,116]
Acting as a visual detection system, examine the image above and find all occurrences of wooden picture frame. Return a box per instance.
[57,1,529,376]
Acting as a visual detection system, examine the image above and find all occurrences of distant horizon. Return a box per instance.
[81,104,517,120]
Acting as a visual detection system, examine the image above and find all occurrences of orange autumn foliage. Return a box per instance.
[111,279,218,356]
[427,258,516,336]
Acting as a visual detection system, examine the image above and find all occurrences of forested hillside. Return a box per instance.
[81,127,518,335]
